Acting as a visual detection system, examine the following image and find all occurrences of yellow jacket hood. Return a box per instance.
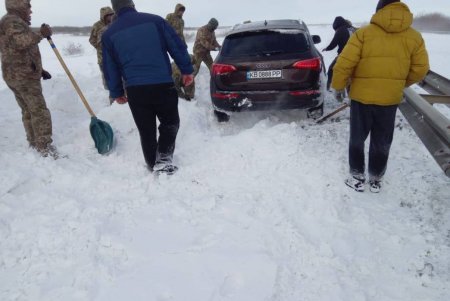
[371,2,413,33]
[331,2,429,106]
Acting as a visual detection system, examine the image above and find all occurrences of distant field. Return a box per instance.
[33,12,450,37]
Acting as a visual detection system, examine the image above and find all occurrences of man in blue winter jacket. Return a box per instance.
[102,0,194,175]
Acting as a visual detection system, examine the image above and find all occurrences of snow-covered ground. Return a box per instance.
[0,25,449,301]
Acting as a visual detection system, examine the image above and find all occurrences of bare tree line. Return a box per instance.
[413,13,450,32]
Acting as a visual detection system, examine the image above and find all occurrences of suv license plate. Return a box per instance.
[247,70,282,80]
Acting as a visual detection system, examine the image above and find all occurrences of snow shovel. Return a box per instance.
[316,103,349,124]
[46,36,114,155]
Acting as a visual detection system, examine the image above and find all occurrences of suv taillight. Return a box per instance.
[212,64,237,75]
[292,58,321,71]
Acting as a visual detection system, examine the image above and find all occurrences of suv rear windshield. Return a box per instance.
[221,30,309,57]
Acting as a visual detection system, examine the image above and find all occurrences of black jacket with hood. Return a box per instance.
[323,16,355,54]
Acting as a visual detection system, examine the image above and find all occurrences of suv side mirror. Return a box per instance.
[312,35,321,44]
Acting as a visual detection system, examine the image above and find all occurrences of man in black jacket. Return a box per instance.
[322,16,356,92]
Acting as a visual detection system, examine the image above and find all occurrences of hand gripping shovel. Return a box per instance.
[46,36,114,154]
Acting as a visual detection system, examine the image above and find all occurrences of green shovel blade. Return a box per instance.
[89,116,114,155]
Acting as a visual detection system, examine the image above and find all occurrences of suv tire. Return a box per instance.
[307,103,324,119]
[214,110,230,123]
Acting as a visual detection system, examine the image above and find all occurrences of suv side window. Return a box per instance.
[221,30,309,57]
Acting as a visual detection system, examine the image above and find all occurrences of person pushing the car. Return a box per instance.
[193,18,221,76]
[102,0,194,175]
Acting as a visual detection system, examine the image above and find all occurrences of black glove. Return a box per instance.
[334,89,345,102]
[42,70,52,80]
[40,24,52,38]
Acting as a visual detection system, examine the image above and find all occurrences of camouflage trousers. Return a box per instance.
[173,73,196,100]
[193,52,214,76]
[6,79,53,151]
[99,63,108,90]
[100,64,127,104]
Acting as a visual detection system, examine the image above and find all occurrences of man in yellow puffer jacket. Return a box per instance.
[331,0,429,193]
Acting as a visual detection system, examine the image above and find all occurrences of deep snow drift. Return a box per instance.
[0,26,449,301]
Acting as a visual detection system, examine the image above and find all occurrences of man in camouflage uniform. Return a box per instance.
[0,0,55,157]
[166,3,186,45]
[193,18,221,76]
[97,24,117,104]
[172,54,197,101]
[89,6,114,89]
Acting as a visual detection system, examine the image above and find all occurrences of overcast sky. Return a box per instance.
[0,0,449,27]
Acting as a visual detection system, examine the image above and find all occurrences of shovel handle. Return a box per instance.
[316,103,349,124]
[46,37,96,117]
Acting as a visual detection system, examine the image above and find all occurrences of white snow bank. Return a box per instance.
[0,26,449,301]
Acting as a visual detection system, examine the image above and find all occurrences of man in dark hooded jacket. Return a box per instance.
[0,0,56,157]
[322,16,356,91]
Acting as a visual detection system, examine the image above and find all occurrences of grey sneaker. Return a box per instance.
[369,180,382,193]
[154,164,178,176]
[345,176,365,192]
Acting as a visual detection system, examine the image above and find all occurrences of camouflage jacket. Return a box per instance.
[193,25,220,55]
[0,13,43,81]
[96,26,108,66]
[172,55,197,78]
[89,7,114,64]
[166,4,186,44]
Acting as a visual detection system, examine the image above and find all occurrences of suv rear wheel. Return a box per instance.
[214,110,230,123]
[307,103,324,119]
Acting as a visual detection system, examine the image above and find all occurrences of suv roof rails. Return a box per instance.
[228,19,307,36]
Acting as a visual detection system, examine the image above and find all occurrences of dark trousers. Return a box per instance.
[327,57,338,91]
[349,100,398,180]
[127,83,180,169]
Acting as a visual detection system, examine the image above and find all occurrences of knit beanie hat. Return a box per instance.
[111,0,134,13]
[376,0,400,12]
[208,18,219,30]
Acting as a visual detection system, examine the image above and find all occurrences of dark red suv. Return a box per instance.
[210,20,325,122]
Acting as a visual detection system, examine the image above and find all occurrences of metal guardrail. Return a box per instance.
[419,94,450,105]
[400,70,450,177]
[420,70,450,96]
[418,30,450,35]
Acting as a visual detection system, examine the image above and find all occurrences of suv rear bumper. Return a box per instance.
[211,89,323,112]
